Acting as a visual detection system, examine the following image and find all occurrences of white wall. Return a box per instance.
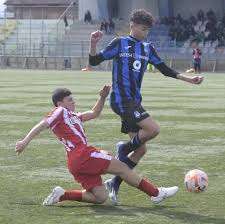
[132,0,159,18]
[98,0,109,20]
[118,0,132,20]
[118,0,159,21]
[79,0,99,21]
[172,0,224,18]
[79,0,225,22]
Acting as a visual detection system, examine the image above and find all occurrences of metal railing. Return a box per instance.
[1,4,225,65]
[0,4,82,57]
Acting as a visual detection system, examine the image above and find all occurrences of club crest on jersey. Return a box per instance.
[125,46,132,50]
[134,111,141,118]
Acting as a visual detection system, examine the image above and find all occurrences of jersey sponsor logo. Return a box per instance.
[119,52,148,61]
[119,52,133,57]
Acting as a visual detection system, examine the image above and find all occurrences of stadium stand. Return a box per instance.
[1,1,225,71]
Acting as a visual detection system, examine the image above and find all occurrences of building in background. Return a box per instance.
[79,0,225,21]
[4,0,75,19]
[4,0,225,21]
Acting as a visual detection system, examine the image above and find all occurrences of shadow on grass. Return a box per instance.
[59,204,225,224]
[13,201,225,224]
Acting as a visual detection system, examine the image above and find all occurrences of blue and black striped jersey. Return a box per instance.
[98,35,163,112]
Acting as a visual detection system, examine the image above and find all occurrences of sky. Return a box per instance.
[0,0,6,11]
[0,0,5,17]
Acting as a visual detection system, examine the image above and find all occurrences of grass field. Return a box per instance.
[0,70,225,224]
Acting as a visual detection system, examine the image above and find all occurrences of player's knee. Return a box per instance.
[152,125,160,137]
[95,196,107,204]
[94,191,108,204]
[146,124,160,139]
[137,145,147,157]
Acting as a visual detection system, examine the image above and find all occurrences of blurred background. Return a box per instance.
[0,0,225,71]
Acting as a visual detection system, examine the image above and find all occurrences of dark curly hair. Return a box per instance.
[52,88,72,107]
[130,9,154,28]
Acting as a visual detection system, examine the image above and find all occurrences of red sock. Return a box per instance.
[138,178,159,197]
[59,190,82,202]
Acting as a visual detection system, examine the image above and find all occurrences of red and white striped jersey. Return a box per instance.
[45,107,87,153]
[193,48,202,59]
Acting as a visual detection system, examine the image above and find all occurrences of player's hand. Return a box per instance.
[90,30,103,46]
[99,85,111,98]
[189,76,204,84]
[15,140,27,155]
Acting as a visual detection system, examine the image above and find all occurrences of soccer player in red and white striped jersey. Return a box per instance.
[15,85,178,206]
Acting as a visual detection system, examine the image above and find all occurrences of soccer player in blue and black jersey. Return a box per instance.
[89,9,203,205]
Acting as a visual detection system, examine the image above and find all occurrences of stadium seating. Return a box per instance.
[0,18,114,57]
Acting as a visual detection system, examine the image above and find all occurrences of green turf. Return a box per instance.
[0,70,225,224]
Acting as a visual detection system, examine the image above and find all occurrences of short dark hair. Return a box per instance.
[52,88,72,107]
[130,9,154,28]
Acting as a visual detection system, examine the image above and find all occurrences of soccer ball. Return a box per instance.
[184,169,208,192]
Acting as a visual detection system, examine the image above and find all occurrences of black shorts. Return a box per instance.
[193,59,201,70]
[111,101,150,134]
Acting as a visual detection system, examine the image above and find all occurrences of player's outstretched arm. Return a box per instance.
[155,63,204,85]
[15,120,49,155]
[80,85,111,122]
[176,73,204,85]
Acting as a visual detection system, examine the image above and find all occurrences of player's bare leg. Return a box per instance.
[106,117,159,204]
[43,158,178,206]
[128,133,147,164]
[115,117,160,157]
[106,136,147,203]
[106,158,178,203]
[43,185,108,206]
[137,116,160,143]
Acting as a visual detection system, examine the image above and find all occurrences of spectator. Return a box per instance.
[84,10,92,24]
[100,19,110,34]
[197,10,205,22]
[105,20,109,34]
[64,15,68,28]
[100,21,105,31]
[64,58,71,69]
[109,18,115,34]
[163,11,225,46]
[189,15,197,26]
[63,15,70,34]
[191,41,202,74]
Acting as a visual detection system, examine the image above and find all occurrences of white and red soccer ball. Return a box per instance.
[184,169,208,192]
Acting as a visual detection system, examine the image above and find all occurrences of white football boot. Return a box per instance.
[43,186,65,206]
[151,186,179,204]
[104,179,118,206]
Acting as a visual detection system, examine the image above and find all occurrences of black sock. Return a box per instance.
[125,133,142,152]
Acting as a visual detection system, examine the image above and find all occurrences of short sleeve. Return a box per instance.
[99,37,120,60]
[148,44,163,65]
[45,107,63,128]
